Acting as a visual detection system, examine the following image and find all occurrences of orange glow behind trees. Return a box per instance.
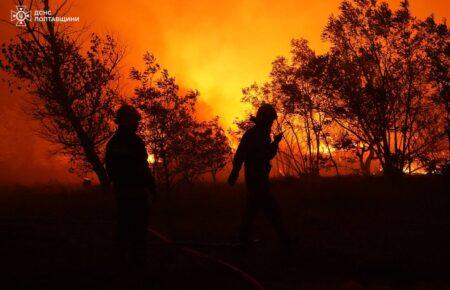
[5,0,442,128]
[0,0,449,182]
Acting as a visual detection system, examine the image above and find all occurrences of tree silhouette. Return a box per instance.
[131,53,231,191]
[240,0,448,176]
[196,118,231,183]
[422,16,450,171]
[177,118,231,184]
[0,0,123,186]
[321,0,447,175]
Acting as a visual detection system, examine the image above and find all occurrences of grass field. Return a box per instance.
[0,176,449,290]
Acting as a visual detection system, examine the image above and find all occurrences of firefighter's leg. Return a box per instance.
[239,192,260,244]
[129,197,148,268]
[116,195,130,263]
[262,190,291,248]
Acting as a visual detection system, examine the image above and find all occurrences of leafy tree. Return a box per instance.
[177,118,231,184]
[321,0,447,175]
[421,16,450,173]
[131,53,231,191]
[240,0,448,176]
[0,0,123,186]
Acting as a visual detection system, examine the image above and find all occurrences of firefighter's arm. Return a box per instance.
[268,133,283,159]
[228,133,248,186]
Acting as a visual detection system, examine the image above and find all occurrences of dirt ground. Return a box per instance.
[0,176,449,289]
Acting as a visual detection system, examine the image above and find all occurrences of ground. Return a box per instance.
[0,176,449,290]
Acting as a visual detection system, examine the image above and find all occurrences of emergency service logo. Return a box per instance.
[10,5,79,26]
[11,5,31,27]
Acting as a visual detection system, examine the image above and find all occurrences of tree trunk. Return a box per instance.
[382,151,402,176]
[70,115,110,187]
[90,153,110,187]
[363,150,373,176]
[211,171,217,184]
[44,12,110,188]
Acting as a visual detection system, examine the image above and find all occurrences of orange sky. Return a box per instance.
[0,0,449,183]
[65,0,448,126]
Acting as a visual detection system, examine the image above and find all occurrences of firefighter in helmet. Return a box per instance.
[228,103,291,249]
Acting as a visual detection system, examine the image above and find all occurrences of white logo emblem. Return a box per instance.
[11,6,31,27]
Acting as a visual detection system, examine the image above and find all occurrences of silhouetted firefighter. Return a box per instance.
[228,104,291,250]
[105,104,157,269]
